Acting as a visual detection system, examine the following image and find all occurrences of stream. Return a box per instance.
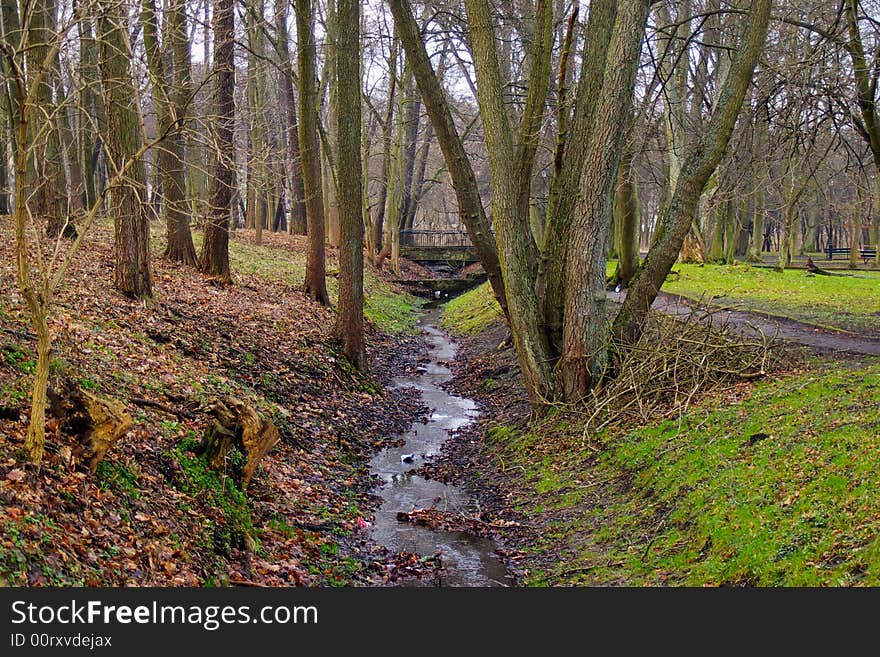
[369,308,509,586]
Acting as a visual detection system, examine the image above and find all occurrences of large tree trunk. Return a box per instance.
[614,0,771,345]
[142,0,196,265]
[388,0,506,315]
[557,0,650,401]
[200,0,234,282]
[537,0,617,355]
[332,0,365,369]
[297,0,329,304]
[98,0,153,299]
[464,0,553,406]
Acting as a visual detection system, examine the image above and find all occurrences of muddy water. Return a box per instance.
[370,309,509,586]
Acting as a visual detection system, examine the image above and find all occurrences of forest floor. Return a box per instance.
[0,222,446,586]
[431,282,880,586]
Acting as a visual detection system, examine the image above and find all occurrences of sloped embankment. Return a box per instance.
[433,282,880,586]
[0,225,427,586]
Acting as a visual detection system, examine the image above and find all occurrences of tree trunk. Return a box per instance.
[98,0,153,299]
[332,0,365,369]
[464,0,554,406]
[614,0,771,345]
[200,0,233,282]
[613,141,640,286]
[274,0,306,235]
[142,0,196,265]
[557,0,650,401]
[27,0,69,238]
[538,0,617,355]
[297,0,329,304]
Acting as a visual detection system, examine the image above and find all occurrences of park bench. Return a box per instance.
[825,246,877,262]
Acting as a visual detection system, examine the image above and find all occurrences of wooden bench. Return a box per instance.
[825,246,877,262]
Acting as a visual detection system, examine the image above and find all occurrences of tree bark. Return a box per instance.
[297,0,329,304]
[142,0,196,265]
[200,0,234,282]
[464,0,554,406]
[538,0,617,355]
[557,0,650,400]
[98,0,153,298]
[332,0,365,369]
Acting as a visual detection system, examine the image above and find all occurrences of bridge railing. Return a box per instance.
[400,230,472,248]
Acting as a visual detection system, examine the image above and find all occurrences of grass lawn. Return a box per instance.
[491,359,880,586]
[662,263,880,335]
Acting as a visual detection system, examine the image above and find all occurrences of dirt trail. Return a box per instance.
[608,290,880,357]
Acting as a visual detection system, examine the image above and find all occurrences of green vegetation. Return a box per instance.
[2,344,36,374]
[95,460,142,499]
[442,282,502,334]
[661,263,880,334]
[363,275,421,334]
[170,438,255,560]
[497,361,880,585]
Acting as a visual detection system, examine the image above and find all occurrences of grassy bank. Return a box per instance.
[485,360,880,586]
[441,279,880,586]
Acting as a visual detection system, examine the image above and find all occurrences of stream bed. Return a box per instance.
[369,309,509,586]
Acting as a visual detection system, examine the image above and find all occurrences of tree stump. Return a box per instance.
[48,380,132,472]
[197,397,279,490]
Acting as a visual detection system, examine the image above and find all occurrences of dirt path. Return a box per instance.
[608,290,880,357]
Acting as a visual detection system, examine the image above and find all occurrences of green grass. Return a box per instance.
[442,282,503,334]
[661,263,880,334]
[500,361,880,586]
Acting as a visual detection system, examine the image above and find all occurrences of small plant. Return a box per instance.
[2,344,36,374]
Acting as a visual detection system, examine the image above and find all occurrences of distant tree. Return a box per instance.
[296,0,329,304]
[141,0,197,265]
[200,0,234,282]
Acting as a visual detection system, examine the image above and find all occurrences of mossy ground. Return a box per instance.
[487,360,880,586]
[442,275,880,586]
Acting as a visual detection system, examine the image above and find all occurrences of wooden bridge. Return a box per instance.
[399,230,479,263]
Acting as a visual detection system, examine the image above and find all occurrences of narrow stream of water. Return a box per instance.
[369,309,509,586]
